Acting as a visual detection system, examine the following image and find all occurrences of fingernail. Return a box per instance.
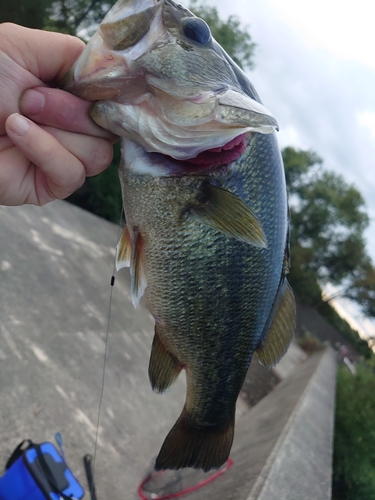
[20,89,46,115]
[7,114,31,136]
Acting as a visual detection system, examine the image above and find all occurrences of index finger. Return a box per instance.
[20,87,117,141]
[0,23,85,82]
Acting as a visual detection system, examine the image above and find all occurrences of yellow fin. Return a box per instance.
[255,280,296,368]
[190,184,267,247]
[130,226,147,308]
[148,326,182,394]
[116,225,131,270]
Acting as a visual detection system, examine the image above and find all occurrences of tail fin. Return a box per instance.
[155,409,234,472]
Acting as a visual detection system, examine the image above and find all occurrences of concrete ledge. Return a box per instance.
[252,347,336,500]
[187,348,336,500]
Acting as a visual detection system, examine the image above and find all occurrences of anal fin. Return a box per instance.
[148,326,182,394]
[155,408,234,472]
[255,279,296,368]
[189,183,267,248]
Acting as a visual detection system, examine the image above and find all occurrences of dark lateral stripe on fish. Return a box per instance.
[155,408,235,472]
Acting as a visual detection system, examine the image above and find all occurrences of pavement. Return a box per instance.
[0,201,187,498]
[0,201,335,499]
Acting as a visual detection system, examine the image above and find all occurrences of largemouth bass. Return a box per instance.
[63,0,296,472]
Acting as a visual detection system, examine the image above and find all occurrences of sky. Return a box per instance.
[211,0,375,338]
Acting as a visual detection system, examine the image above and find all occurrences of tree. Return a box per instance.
[344,260,375,318]
[282,147,373,309]
[0,0,53,29]
[189,0,256,69]
[282,146,323,190]
[46,0,117,35]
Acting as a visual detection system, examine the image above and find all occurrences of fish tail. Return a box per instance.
[154,408,234,472]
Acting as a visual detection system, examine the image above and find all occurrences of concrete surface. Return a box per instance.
[0,201,186,498]
[0,201,336,499]
[272,340,307,380]
[252,348,336,500]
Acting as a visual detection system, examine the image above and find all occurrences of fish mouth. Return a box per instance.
[177,133,249,171]
[125,133,253,177]
[61,0,278,160]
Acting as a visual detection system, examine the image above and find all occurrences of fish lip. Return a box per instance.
[61,70,126,101]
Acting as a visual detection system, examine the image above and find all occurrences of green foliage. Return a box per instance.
[282,146,323,190]
[0,0,53,29]
[296,330,322,354]
[67,142,123,223]
[46,0,117,35]
[287,244,322,305]
[283,147,369,285]
[345,260,375,318]
[189,0,256,69]
[333,363,375,500]
[282,146,375,321]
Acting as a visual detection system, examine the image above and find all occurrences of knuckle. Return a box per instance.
[89,139,114,171]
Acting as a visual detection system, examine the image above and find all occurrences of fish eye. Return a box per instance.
[182,17,211,44]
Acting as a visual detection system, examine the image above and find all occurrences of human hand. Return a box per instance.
[0,23,117,206]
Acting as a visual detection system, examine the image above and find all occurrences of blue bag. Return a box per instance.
[0,440,84,500]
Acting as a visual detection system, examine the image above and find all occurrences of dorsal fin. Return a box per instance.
[189,183,267,248]
[129,226,147,308]
[255,279,296,368]
[116,225,131,270]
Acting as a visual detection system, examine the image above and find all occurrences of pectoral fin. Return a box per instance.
[255,279,296,368]
[149,325,183,394]
[116,225,132,270]
[129,226,147,308]
[189,184,267,247]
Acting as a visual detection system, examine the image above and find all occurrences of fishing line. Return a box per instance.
[88,210,124,500]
